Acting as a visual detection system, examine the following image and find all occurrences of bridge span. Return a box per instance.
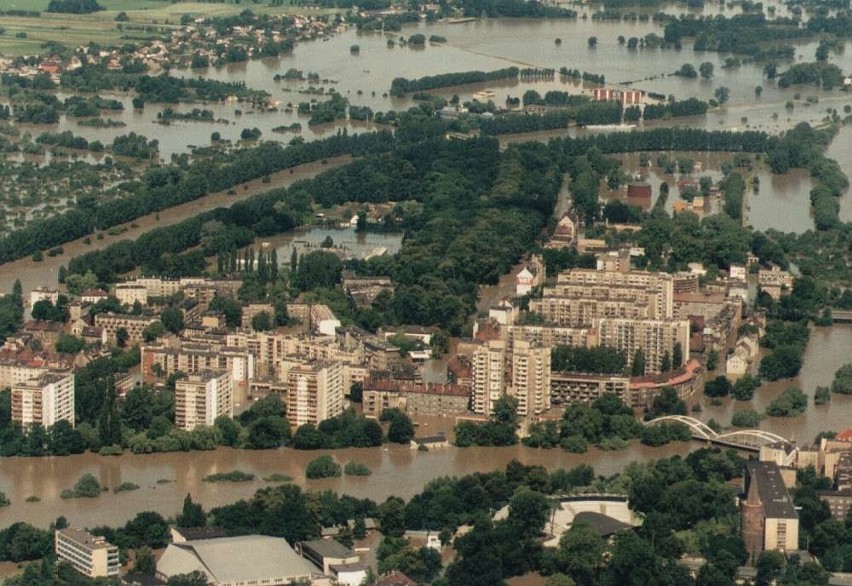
[645,415,788,453]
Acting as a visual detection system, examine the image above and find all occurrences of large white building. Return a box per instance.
[11,372,74,428]
[29,286,59,310]
[55,528,119,578]
[174,370,233,430]
[285,360,344,426]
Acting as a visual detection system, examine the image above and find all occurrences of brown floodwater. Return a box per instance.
[1,325,847,530]
[696,324,852,444]
[0,440,691,529]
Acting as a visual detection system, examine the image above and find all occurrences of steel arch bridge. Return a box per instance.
[645,415,788,450]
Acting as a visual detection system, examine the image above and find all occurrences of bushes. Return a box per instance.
[831,364,852,394]
[344,461,371,476]
[306,456,342,479]
[704,376,733,398]
[731,408,761,427]
[766,387,808,417]
[61,473,103,498]
[203,470,255,483]
[640,421,691,446]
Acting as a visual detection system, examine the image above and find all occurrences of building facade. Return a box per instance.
[174,370,233,431]
[509,340,551,417]
[11,372,74,429]
[741,462,800,559]
[285,361,344,427]
[55,528,119,578]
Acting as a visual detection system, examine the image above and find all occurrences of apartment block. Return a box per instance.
[285,360,344,427]
[508,324,592,350]
[114,283,148,306]
[508,340,551,417]
[141,342,254,386]
[362,377,469,418]
[55,528,119,578]
[11,372,74,428]
[593,318,690,375]
[174,370,233,431]
[471,340,506,417]
[94,313,159,345]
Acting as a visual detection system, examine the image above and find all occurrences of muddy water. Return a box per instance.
[1,326,847,530]
[698,324,852,443]
[0,441,691,529]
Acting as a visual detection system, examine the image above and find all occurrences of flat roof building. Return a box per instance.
[12,372,74,429]
[55,528,119,578]
[174,370,233,431]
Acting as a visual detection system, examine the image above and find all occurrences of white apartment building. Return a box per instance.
[285,360,344,427]
[471,340,506,417]
[114,283,148,306]
[11,372,74,428]
[174,370,233,430]
[55,528,119,578]
[509,340,551,417]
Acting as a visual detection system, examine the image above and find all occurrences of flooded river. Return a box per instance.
[0,324,848,529]
[1,8,851,532]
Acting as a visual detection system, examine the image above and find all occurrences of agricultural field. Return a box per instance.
[0,0,324,56]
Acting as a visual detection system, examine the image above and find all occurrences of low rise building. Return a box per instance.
[30,286,59,310]
[759,265,794,300]
[94,313,159,345]
[342,274,394,307]
[550,359,702,409]
[362,377,469,418]
[297,539,360,575]
[55,528,119,578]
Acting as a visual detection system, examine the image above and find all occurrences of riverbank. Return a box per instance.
[0,441,693,529]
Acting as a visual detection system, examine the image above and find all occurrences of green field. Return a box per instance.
[0,0,328,56]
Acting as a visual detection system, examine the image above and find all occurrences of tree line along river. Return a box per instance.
[2,12,852,529]
[0,325,848,529]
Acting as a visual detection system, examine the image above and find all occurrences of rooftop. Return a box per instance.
[157,535,316,583]
[745,461,798,519]
[572,511,633,537]
[299,538,355,560]
[57,528,115,550]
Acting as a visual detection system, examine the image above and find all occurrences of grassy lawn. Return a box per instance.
[0,0,332,55]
